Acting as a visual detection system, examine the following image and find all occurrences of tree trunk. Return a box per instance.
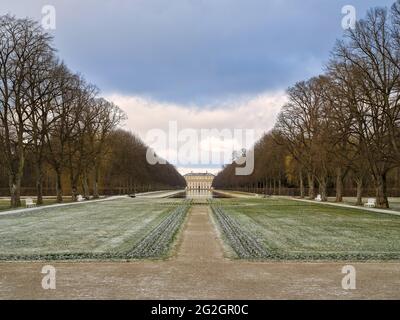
[70,170,80,202]
[9,174,22,208]
[278,179,281,196]
[273,179,276,195]
[299,171,304,198]
[36,176,44,205]
[356,179,363,206]
[307,172,315,200]
[8,149,25,208]
[93,165,100,199]
[35,162,44,205]
[71,184,78,202]
[319,177,328,202]
[93,163,100,199]
[55,171,63,203]
[82,171,90,200]
[374,173,389,208]
[335,167,343,203]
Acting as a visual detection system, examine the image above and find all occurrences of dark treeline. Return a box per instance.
[101,129,186,194]
[213,1,400,208]
[0,15,184,207]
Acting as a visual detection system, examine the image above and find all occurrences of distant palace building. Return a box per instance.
[184,172,215,190]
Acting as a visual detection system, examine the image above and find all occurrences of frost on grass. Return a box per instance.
[210,202,269,259]
[211,198,400,261]
[0,198,191,261]
[127,200,191,258]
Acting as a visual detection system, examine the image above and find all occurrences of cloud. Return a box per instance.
[106,91,287,173]
[1,0,395,104]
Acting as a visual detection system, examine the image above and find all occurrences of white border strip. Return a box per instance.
[288,197,400,217]
[0,190,186,217]
[0,195,128,216]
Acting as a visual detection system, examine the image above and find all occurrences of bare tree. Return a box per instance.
[274,78,328,200]
[64,78,98,202]
[0,15,53,207]
[45,65,80,203]
[89,98,125,199]
[24,54,61,204]
[333,7,399,208]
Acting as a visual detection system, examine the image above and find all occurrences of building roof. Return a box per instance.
[183,172,215,177]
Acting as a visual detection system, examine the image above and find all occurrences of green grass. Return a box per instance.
[211,197,400,261]
[0,198,189,261]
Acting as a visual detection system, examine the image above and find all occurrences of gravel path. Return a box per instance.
[0,206,399,299]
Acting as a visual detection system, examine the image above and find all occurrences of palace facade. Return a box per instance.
[184,172,215,190]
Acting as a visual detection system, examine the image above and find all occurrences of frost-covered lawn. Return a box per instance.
[0,198,189,260]
[211,198,400,260]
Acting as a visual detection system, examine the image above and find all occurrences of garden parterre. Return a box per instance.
[0,198,191,261]
[210,198,400,261]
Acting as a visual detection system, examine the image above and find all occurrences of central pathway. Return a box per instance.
[177,205,224,262]
[1,205,400,299]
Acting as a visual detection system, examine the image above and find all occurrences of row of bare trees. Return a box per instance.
[214,2,400,208]
[102,129,187,193]
[0,15,185,207]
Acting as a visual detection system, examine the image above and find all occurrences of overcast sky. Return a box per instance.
[0,0,394,174]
